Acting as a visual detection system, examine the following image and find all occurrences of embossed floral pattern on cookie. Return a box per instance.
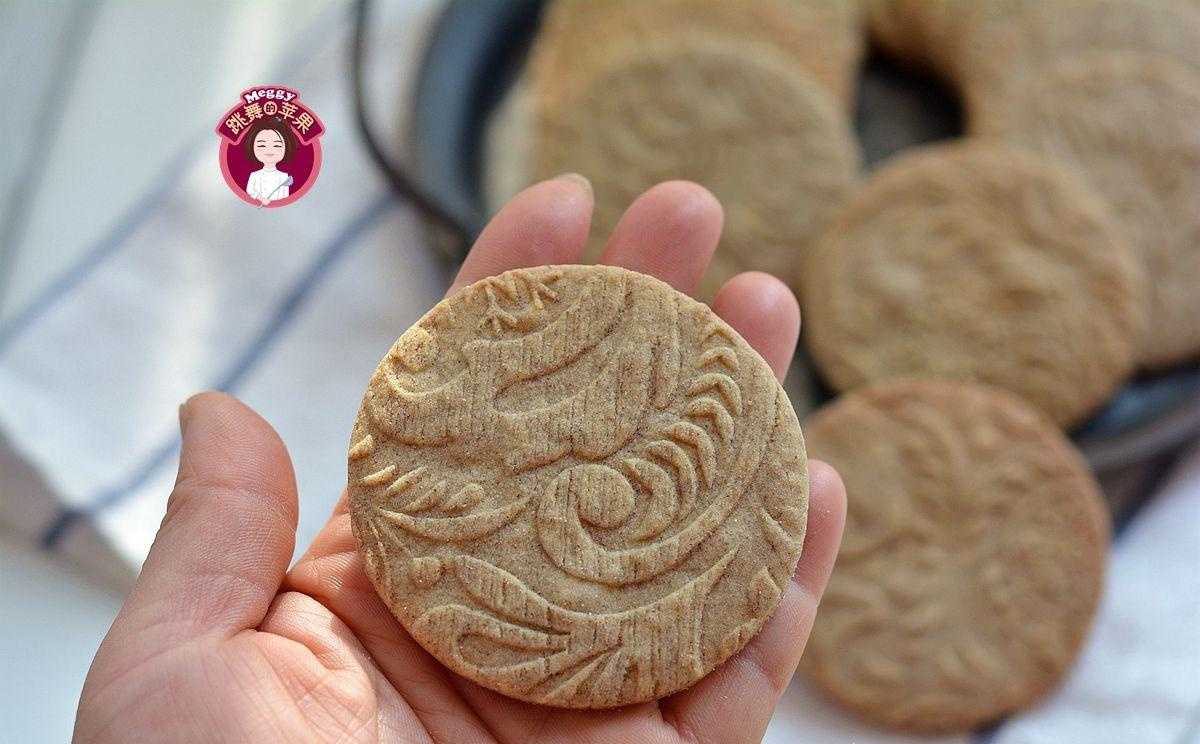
[534,35,860,301]
[802,379,1109,733]
[801,142,1143,428]
[348,265,809,708]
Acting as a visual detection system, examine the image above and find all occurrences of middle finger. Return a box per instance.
[598,180,723,294]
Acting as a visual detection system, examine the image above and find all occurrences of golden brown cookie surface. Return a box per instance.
[972,52,1200,368]
[803,379,1109,733]
[348,265,809,708]
[865,0,983,78]
[529,0,864,110]
[956,0,1200,112]
[535,35,860,300]
[801,142,1143,428]
[865,0,961,73]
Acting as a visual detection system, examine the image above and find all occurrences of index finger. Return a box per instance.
[446,173,594,296]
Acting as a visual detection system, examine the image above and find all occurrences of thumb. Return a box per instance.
[110,392,299,646]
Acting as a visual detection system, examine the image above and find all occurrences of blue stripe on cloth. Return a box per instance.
[0,1,351,356]
[0,145,197,353]
[0,1,101,311]
[38,437,182,550]
[39,192,397,549]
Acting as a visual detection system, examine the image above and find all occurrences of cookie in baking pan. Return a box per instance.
[971,51,1200,368]
[801,142,1143,428]
[535,35,860,301]
[802,379,1109,733]
[529,0,864,110]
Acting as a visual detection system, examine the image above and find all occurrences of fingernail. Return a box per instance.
[178,394,199,435]
[555,172,592,197]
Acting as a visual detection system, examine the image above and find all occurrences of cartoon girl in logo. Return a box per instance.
[243,118,297,206]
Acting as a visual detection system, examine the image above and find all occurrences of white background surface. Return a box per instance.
[1,535,124,744]
[0,2,395,741]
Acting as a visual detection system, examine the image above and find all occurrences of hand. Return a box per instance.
[74,176,846,744]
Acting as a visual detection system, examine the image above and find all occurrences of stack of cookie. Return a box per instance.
[478,1,1198,733]
[798,0,1200,733]
[493,0,865,300]
[797,147,1125,725]
[864,0,1200,370]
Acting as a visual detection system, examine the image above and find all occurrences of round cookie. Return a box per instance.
[347,265,809,708]
[535,35,860,301]
[801,142,1143,428]
[957,0,1200,124]
[529,0,865,111]
[867,0,1200,99]
[972,51,1200,368]
[802,379,1109,733]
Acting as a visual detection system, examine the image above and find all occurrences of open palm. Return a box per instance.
[74,177,846,744]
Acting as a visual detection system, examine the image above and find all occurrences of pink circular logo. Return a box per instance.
[215,86,325,208]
